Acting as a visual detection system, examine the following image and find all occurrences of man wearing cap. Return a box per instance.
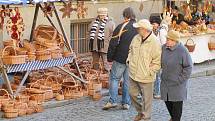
[161,30,193,121]
[127,19,161,121]
[88,8,115,72]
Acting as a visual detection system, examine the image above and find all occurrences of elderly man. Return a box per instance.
[127,19,161,121]
[89,8,115,72]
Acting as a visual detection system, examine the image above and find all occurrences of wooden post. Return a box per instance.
[52,2,72,52]
[38,4,57,29]
[30,3,40,42]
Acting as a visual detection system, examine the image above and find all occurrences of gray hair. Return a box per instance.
[123,7,136,20]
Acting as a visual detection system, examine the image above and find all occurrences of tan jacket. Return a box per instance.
[88,18,115,53]
[127,34,161,83]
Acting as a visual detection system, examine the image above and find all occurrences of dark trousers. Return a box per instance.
[165,101,183,121]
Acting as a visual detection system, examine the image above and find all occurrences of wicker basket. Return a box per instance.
[63,88,73,100]
[92,91,102,101]
[4,108,18,118]
[2,100,15,112]
[0,89,11,110]
[16,94,30,103]
[3,39,18,47]
[29,94,45,104]
[63,51,73,57]
[62,77,78,90]
[16,48,27,55]
[56,90,64,101]
[33,25,58,42]
[23,40,36,52]
[185,38,196,52]
[208,36,215,51]
[2,46,26,65]
[71,87,84,99]
[45,75,62,93]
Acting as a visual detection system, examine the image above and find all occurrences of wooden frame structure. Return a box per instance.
[0,1,86,98]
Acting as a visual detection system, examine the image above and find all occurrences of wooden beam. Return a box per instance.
[52,2,72,52]
[29,3,40,42]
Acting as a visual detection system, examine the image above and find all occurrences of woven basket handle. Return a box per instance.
[45,75,58,85]
[186,38,195,45]
[30,79,43,89]
[0,89,10,99]
[2,46,17,58]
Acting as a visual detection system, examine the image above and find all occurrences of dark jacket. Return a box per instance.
[172,13,184,24]
[107,19,137,64]
[161,42,193,101]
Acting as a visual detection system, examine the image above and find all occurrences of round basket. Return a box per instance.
[2,46,26,65]
[33,25,58,42]
[185,38,196,52]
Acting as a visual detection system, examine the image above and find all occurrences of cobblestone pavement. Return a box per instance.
[3,76,215,121]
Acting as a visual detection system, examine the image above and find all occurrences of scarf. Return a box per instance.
[89,17,108,51]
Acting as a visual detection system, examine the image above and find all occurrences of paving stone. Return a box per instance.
[2,76,215,121]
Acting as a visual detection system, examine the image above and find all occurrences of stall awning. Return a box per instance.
[0,0,64,5]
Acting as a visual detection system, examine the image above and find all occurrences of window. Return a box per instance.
[70,19,93,56]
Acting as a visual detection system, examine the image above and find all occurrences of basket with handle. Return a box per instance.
[45,75,62,93]
[3,39,18,48]
[33,25,58,43]
[208,36,215,51]
[1,46,26,64]
[0,89,11,109]
[185,38,196,52]
[62,77,78,90]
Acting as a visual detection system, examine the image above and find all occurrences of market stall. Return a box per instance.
[0,0,110,118]
[181,33,215,63]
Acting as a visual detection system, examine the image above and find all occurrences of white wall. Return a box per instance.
[0,1,163,45]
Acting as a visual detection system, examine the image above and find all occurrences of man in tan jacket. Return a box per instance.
[127,19,161,121]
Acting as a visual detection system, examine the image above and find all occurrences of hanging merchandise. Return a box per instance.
[139,0,144,12]
[0,5,12,30]
[76,1,88,19]
[182,3,192,21]
[42,2,54,17]
[59,1,76,18]
[6,7,25,41]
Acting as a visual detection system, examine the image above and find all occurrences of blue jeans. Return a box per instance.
[109,61,131,105]
[154,71,161,96]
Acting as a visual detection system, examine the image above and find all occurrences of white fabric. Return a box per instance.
[157,24,168,45]
[180,33,215,63]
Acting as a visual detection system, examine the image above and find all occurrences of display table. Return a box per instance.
[180,33,215,64]
[0,55,86,97]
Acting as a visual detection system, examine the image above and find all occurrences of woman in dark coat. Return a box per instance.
[161,30,193,121]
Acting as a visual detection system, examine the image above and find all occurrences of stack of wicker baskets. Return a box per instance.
[1,46,26,65]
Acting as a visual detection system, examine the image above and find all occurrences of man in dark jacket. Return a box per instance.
[172,6,184,25]
[103,7,137,110]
